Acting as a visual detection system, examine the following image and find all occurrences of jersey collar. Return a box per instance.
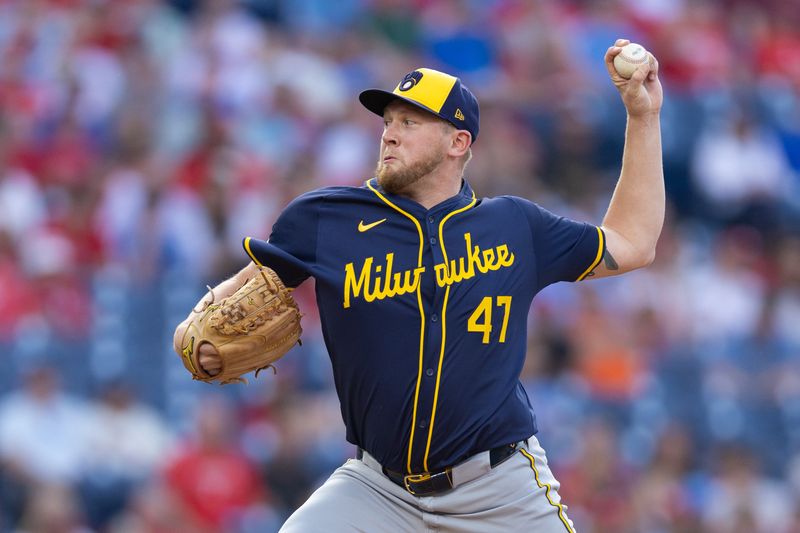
[366,177,476,215]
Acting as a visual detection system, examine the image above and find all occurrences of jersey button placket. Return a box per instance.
[414,212,443,472]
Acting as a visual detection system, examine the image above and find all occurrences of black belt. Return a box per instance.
[357,440,525,496]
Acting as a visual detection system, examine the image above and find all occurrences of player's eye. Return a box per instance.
[403,119,415,126]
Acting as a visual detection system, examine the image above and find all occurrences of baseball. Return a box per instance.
[613,43,649,79]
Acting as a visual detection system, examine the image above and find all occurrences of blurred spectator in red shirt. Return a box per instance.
[163,395,276,532]
[0,231,40,339]
[755,7,800,89]
[40,115,98,189]
[650,2,733,92]
[20,221,94,338]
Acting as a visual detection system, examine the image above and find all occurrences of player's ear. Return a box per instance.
[449,130,472,158]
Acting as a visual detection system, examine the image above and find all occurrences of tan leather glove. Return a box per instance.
[175,266,302,385]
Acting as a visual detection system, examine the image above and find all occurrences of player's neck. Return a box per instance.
[399,167,462,210]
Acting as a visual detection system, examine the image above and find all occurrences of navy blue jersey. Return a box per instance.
[244,178,604,474]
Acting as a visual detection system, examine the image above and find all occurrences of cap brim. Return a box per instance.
[359,89,440,119]
[243,237,309,288]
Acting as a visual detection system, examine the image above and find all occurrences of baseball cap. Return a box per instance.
[359,68,480,143]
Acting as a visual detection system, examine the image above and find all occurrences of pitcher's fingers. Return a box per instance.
[628,60,650,88]
[199,354,222,376]
[199,352,221,366]
[605,45,623,78]
[646,52,659,81]
[199,342,219,356]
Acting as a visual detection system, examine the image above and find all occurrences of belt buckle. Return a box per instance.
[402,469,453,496]
[403,472,430,495]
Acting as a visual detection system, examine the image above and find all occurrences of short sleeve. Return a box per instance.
[242,190,324,287]
[513,198,605,288]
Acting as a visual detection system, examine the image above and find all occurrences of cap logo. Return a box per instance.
[398,71,424,92]
[455,108,465,121]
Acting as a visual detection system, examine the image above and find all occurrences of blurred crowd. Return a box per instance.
[0,0,799,531]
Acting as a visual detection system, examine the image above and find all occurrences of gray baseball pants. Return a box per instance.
[279,435,576,532]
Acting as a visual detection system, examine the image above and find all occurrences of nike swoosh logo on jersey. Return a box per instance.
[358,218,387,232]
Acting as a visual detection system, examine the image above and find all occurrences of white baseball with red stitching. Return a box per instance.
[613,43,649,79]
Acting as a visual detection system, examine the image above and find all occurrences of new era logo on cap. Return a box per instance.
[359,68,480,142]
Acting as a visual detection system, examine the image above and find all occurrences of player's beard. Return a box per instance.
[375,148,445,195]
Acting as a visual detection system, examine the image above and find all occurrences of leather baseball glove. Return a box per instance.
[176,266,302,385]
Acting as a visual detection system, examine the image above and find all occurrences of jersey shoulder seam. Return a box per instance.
[500,196,541,290]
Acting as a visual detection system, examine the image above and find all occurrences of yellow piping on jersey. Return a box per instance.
[422,191,477,472]
[576,227,604,281]
[520,448,575,532]
[366,179,426,474]
[243,237,263,267]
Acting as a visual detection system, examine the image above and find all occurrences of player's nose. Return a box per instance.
[381,123,399,146]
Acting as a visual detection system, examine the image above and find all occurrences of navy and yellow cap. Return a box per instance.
[359,68,480,143]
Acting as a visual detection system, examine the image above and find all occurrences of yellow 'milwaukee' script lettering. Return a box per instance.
[343,234,515,307]
[434,232,514,287]
[343,253,426,308]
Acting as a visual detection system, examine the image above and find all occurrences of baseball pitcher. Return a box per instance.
[174,38,664,532]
